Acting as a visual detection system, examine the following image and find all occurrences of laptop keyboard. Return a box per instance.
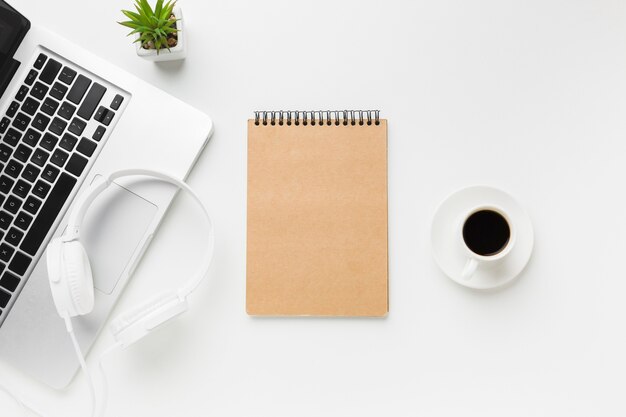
[0,52,126,319]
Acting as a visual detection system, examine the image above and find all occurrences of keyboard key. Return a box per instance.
[4,160,23,178]
[49,117,67,136]
[12,179,31,198]
[30,82,48,100]
[59,133,78,151]
[92,125,106,142]
[57,101,76,121]
[24,69,38,86]
[23,129,41,146]
[13,145,32,163]
[21,164,40,183]
[24,197,41,215]
[14,212,33,231]
[110,94,124,110]
[30,148,49,167]
[68,118,86,136]
[101,110,114,126]
[32,180,50,199]
[5,228,23,246]
[76,138,97,157]
[0,271,20,292]
[21,173,77,256]
[40,133,58,151]
[77,83,107,120]
[65,154,88,177]
[0,244,13,262]
[32,113,51,132]
[21,97,39,116]
[50,149,69,167]
[67,75,91,104]
[4,128,21,146]
[15,85,28,102]
[4,195,21,214]
[39,58,62,85]
[0,288,10,308]
[33,53,47,69]
[41,98,59,116]
[0,143,8,162]
[0,117,9,134]
[0,176,14,193]
[58,67,77,85]
[8,252,30,275]
[11,113,31,132]
[41,164,59,182]
[94,106,106,123]
[6,101,20,118]
[50,82,68,101]
[0,212,12,230]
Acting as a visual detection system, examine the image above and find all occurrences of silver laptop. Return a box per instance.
[0,1,213,388]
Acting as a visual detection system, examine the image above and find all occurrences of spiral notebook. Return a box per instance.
[247,110,388,317]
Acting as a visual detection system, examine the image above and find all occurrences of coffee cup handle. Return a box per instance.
[461,258,479,281]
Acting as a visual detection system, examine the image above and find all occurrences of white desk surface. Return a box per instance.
[2,0,626,415]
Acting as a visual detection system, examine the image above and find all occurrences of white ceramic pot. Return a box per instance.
[135,5,186,62]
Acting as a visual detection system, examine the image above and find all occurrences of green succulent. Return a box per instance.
[119,0,179,53]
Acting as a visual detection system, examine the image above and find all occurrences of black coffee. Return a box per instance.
[462,210,510,256]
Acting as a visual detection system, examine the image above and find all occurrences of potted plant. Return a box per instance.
[119,0,186,62]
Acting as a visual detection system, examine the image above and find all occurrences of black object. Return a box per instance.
[110,94,124,110]
[8,251,30,275]
[0,271,19,292]
[76,137,96,157]
[41,97,59,116]
[0,1,30,99]
[65,153,87,177]
[48,117,66,135]
[50,81,68,101]
[32,180,49,198]
[57,101,76,120]
[20,173,76,256]
[30,81,48,100]
[66,74,91,104]
[77,82,106,120]
[68,117,86,135]
[21,97,38,115]
[38,58,61,85]
[92,125,106,141]
[59,133,78,151]
[462,209,511,257]
[58,66,76,85]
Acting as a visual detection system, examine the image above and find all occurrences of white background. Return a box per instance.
[2,0,626,416]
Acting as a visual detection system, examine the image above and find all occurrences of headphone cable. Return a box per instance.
[64,316,97,417]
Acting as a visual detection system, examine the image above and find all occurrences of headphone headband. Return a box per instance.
[62,168,214,298]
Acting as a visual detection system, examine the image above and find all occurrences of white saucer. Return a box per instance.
[431,186,534,290]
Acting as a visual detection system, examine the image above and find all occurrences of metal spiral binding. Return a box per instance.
[253,110,381,126]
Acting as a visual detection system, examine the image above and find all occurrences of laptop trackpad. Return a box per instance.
[81,180,158,294]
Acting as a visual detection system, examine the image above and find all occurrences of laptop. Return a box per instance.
[0,1,213,389]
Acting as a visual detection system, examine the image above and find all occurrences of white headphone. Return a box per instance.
[47,168,213,346]
[0,168,215,417]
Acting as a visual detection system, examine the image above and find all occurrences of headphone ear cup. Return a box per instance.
[48,238,95,318]
[63,241,95,316]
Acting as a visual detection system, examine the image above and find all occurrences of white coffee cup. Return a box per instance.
[460,205,516,281]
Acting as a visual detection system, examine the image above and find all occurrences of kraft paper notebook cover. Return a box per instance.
[247,110,388,317]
